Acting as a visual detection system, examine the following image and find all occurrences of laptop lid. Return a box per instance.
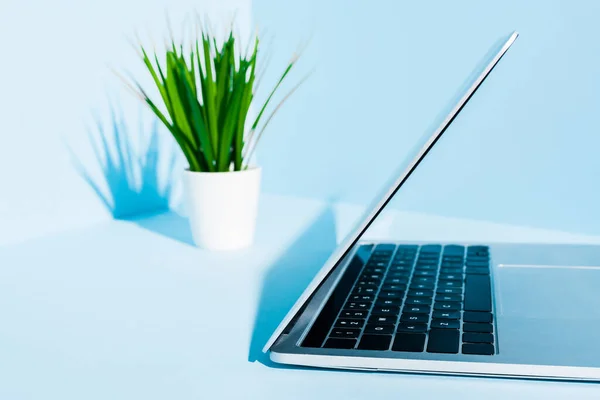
[263,31,519,353]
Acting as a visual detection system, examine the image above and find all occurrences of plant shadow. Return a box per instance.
[249,204,338,367]
[69,105,194,246]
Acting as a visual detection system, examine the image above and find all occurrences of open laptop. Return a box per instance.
[262,31,600,380]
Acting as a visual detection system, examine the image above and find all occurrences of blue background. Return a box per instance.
[2,0,600,245]
[254,0,600,235]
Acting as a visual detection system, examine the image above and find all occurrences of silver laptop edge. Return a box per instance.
[263,31,519,353]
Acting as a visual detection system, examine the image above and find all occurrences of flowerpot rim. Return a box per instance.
[184,166,261,175]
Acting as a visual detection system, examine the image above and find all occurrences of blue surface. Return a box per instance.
[254,0,600,235]
[2,194,600,399]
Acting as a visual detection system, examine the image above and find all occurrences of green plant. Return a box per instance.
[122,25,306,172]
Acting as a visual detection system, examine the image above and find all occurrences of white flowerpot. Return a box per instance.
[183,167,261,250]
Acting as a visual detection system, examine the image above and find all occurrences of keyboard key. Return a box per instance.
[427,329,460,354]
[335,318,364,328]
[376,298,403,307]
[438,281,462,288]
[397,323,428,333]
[443,253,463,259]
[417,252,440,260]
[415,264,438,271]
[370,254,392,261]
[410,282,435,290]
[406,297,432,305]
[408,289,433,297]
[365,324,395,334]
[443,245,465,255]
[414,270,437,278]
[345,302,371,309]
[463,323,493,333]
[391,261,413,267]
[463,332,494,344]
[363,267,386,274]
[464,274,492,312]
[404,305,430,314]
[392,333,426,352]
[397,245,419,251]
[466,256,489,263]
[386,274,409,283]
[354,287,377,294]
[350,294,374,302]
[439,274,463,282]
[366,260,389,268]
[394,251,417,260]
[382,284,406,291]
[413,277,435,284]
[400,313,428,323]
[389,266,412,274]
[340,310,368,318]
[330,328,361,338]
[462,343,494,355]
[437,287,462,295]
[442,258,463,262]
[466,263,489,270]
[463,311,493,323]
[369,315,397,324]
[466,262,489,268]
[468,245,488,252]
[324,338,356,349]
[356,280,380,288]
[372,306,400,315]
[358,334,392,350]
[431,319,459,329]
[375,244,396,252]
[466,251,488,258]
[467,249,489,257]
[466,267,490,275]
[394,260,415,267]
[441,259,463,265]
[360,273,383,281]
[386,278,409,285]
[432,310,460,320]
[421,244,442,253]
[378,291,404,300]
[440,267,463,274]
[467,252,488,258]
[435,294,462,303]
[417,261,439,267]
[434,302,461,311]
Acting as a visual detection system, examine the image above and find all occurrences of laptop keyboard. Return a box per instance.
[302,244,495,355]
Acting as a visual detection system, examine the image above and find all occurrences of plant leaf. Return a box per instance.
[176,61,217,171]
[250,47,297,132]
[201,34,219,157]
[164,51,198,150]
[217,71,245,171]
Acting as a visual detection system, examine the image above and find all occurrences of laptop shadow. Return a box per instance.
[249,205,338,367]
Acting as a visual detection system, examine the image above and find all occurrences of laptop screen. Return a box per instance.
[343,32,519,248]
[263,32,518,353]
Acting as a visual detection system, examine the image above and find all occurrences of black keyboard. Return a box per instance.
[302,244,495,355]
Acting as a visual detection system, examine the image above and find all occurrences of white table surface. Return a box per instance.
[2,194,600,399]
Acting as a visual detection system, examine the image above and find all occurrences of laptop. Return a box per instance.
[262,31,600,380]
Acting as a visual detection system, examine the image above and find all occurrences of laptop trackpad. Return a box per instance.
[496,265,600,319]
